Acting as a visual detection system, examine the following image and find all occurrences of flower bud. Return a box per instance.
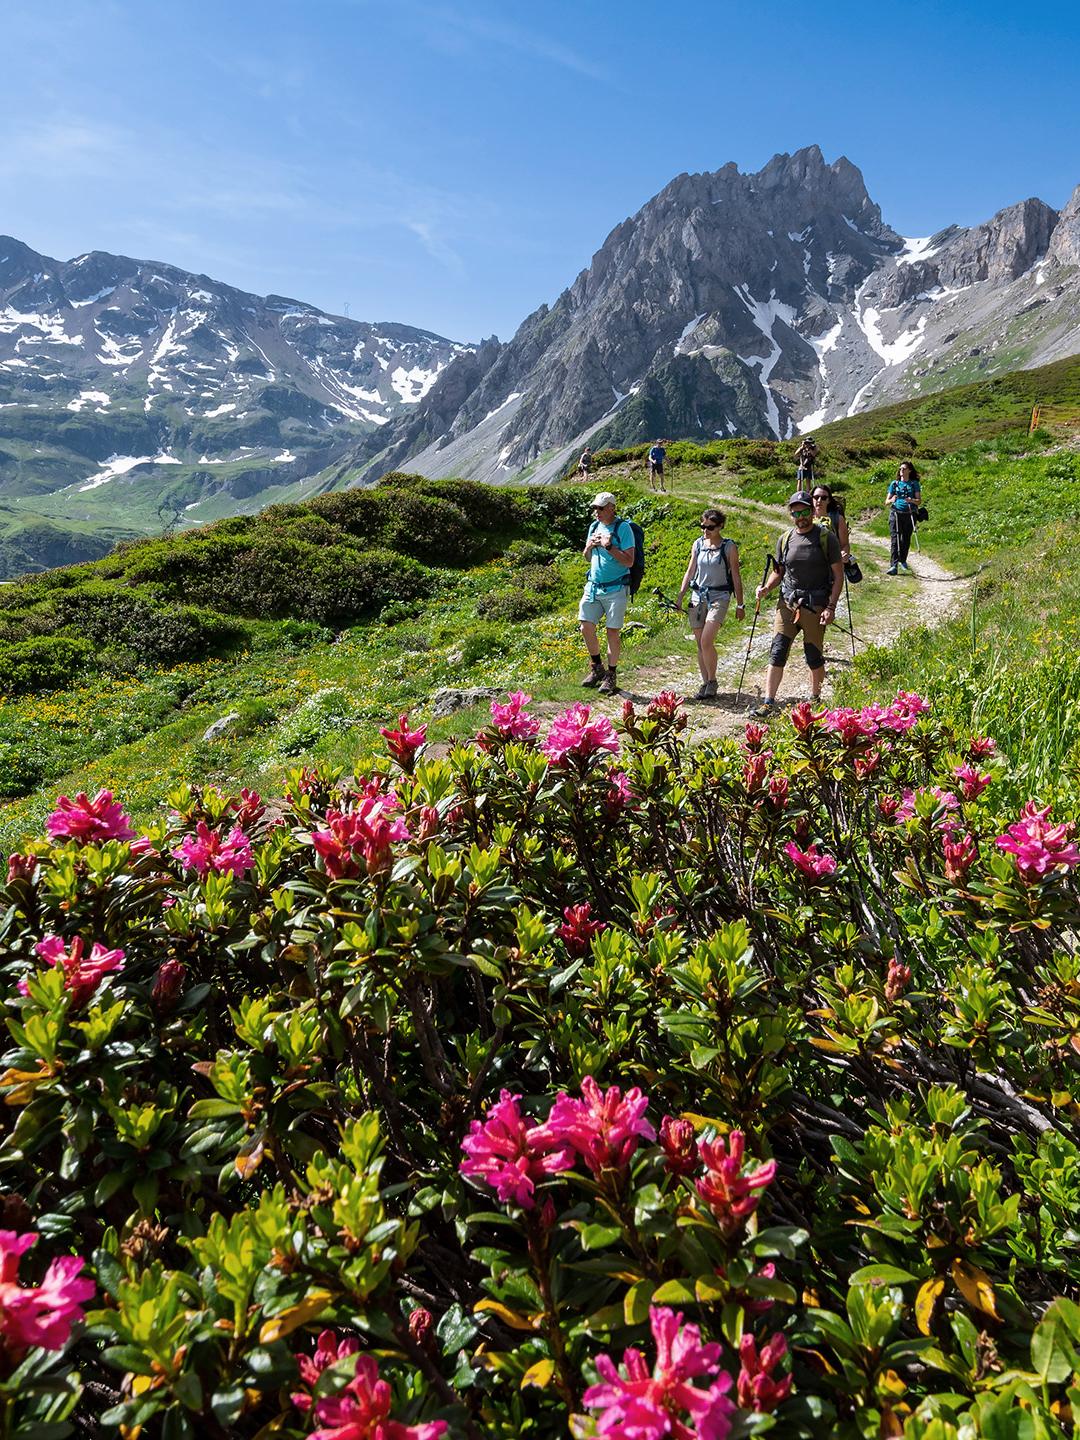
[408,1306,434,1348]
[151,959,187,1013]
[659,1116,697,1176]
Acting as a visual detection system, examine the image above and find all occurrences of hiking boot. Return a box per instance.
[694,680,711,700]
[701,679,718,699]
[598,668,618,696]
[898,562,911,574]
[749,698,780,719]
[581,660,605,688]
[886,565,898,576]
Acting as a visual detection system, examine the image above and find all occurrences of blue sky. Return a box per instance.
[2,0,1079,342]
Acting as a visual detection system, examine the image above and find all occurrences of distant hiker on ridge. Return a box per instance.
[886,460,922,575]
[578,446,594,480]
[794,437,818,483]
[579,491,636,696]
[750,490,843,717]
[647,439,667,492]
[677,507,745,700]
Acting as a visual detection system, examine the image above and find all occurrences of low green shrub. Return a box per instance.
[0,634,92,695]
[475,587,551,621]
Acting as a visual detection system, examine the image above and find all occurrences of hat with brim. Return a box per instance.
[590,492,617,508]
[788,491,814,509]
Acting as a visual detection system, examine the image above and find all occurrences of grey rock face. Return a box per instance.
[345,149,1080,487]
[202,712,241,742]
[430,686,503,718]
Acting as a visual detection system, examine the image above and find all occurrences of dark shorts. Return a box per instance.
[648,459,664,473]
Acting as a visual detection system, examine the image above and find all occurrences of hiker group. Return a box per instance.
[576,445,924,712]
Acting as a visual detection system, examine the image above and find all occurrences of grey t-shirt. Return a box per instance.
[775,525,841,607]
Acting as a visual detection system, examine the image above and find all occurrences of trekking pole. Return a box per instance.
[844,572,855,662]
[911,515,921,553]
[651,586,683,615]
[736,554,772,701]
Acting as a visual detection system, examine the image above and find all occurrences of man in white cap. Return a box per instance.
[579,492,636,695]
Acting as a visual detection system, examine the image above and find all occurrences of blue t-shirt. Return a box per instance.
[888,476,920,513]
[649,445,666,465]
[588,519,634,587]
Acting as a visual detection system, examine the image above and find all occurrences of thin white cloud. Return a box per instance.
[0,119,132,180]
[411,3,610,81]
[405,219,466,275]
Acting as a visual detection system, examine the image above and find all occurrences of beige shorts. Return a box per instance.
[773,598,826,651]
[687,593,731,629]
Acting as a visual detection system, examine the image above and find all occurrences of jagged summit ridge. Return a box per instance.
[346,148,1080,486]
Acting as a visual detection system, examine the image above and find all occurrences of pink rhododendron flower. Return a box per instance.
[854,749,881,780]
[743,753,768,793]
[309,1353,447,1440]
[408,1307,433,1348]
[0,1231,94,1359]
[968,735,997,760]
[231,788,265,827]
[954,764,992,801]
[822,707,879,745]
[603,770,634,819]
[557,903,607,957]
[647,690,684,722]
[45,790,134,845]
[659,1117,698,1177]
[884,958,912,1002]
[24,935,124,1008]
[743,722,768,753]
[696,1131,776,1237]
[543,704,620,764]
[379,714,428,772]
[173,822,253,879]
[6,854,36,885]
[896,787,959,823]
[291,1329,361,1413]
[996,802,1080,884]
[789,702,819,734]
[783,841,837,880]
[737,1332,792,1412]
[489,690,541,742]
[768,774,789,811]
[311,798,410,878]
[460,1090,574,1210]
[581,1305,734,1440]
[943,832,977,884]
[878,795,901,821]
[538,1076,655,1175]
[151,959,187,1013]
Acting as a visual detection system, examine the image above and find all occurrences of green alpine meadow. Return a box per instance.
[4,356,1080,1439]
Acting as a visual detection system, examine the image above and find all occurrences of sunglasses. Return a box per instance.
[812,493,828,500]
[790,508,812,518]
[700,523,716,531]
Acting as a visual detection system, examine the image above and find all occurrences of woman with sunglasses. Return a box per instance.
[677,508,744,699]
[811,484,850,563]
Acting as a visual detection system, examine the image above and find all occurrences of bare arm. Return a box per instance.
[757,559,781,601]
[838,513,850,558]
[728,545,745,609]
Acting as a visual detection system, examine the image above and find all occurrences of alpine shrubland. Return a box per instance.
[3,375,1080,1438]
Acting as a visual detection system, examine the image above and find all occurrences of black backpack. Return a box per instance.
[618,517,646,597]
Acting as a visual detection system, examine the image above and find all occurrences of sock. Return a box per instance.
[607,665,617,675]
[589,652,603,667]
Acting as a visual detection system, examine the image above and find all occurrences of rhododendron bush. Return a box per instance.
[2,693,1080,1439]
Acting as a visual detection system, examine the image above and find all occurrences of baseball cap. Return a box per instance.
[788,491,814,509]
[590,492,617,508]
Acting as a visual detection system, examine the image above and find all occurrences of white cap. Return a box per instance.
[590,491,617,508]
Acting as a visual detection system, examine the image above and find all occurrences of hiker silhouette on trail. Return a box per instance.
[750,490,844,717]
[795,437,818,482]
[579,492,636,696]
[677,508,745,700]
[886,461,922,575]
[647,440,667,492]
[578,447,593,480]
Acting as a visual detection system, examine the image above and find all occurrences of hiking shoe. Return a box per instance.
[581,663,605,688]
[898,562,911,574]
[886,565,898,576]
[694,680,712,700]
[702,679,718,699]
[749,699,780,719]
[598,670,618,696]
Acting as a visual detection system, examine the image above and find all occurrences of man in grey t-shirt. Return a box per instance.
[750,491,844,716]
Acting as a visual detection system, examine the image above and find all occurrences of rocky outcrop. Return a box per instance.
[340,151,1080,486]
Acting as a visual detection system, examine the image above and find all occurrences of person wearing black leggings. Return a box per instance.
[886,461,922,575]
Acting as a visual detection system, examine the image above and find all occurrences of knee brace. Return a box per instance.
[803,641,824,670]
[769,633,793,667]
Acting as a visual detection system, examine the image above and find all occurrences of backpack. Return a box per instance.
[588,517,646,597]
[622,517,646,597]
[693,536,733,594]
